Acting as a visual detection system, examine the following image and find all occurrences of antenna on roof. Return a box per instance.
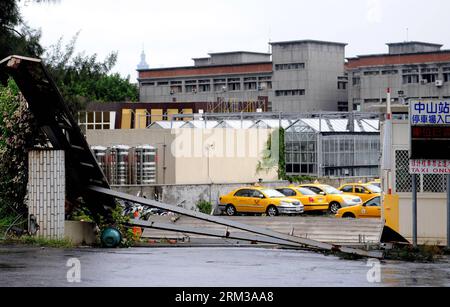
[406,28,409,42]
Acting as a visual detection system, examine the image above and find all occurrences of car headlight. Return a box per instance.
[280,201,292,207]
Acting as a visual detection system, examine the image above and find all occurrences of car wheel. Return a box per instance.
[266,206,278,217]
[329,202,341,214]
[225,204,236,216]
[343,212,356,219]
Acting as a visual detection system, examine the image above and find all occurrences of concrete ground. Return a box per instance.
[0,246,449,287]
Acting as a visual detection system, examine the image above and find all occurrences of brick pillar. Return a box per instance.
[27,150,65,239]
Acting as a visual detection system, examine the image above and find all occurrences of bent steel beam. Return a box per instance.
[0,55,115,218]
[129,219,306,249]
[90,186,383,259]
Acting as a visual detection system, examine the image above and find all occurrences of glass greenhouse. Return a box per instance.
[285,118,380,177]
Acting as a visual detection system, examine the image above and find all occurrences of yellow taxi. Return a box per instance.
[299,184,362,214]
[338,183,381,203]
[368,179,381,189]
[275,187,328,212]
[335,196,381,219]
[219,187,304,216]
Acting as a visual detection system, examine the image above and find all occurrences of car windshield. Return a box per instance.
[366,184,382,193]
[296,188,316,196]
[323,186,343,194]
[262,189,286,198]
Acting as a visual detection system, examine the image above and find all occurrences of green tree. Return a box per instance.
[0,80,45,216]
[44,34,138,114]
[0,0,44,84]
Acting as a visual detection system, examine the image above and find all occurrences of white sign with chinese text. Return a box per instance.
[410,100,450,125]
[410,100,450,173]
[409,159,450,175]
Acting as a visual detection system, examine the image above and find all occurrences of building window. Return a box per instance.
[275,63,305,70]
[258,76,272,90]
[402,74,419,84]
[421,73,438,83]
[275,89,306,97]
[402,67,419,74]
[78,111,112,132]
[157,81,169,86]
[170,85,182,94]
[285,131,317,176]
[352,77,361,86]
[141,82,155,86]
[421,67,439,73]
[363,70,380,76]
[364,98,380,103]
[382,70,398,75]
[185,80,197,93]
[213,79,226,92]
[244,77,258,90]
[227,78,241,91]
[198,79,211,92]
[338,101,349,112]
[444,73,450,82]
[337,81,347,90]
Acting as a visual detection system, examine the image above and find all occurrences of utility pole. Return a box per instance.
[412,174,418,247]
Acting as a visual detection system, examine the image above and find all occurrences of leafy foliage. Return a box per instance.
[0,80,45,216]
[196,200,212,214]
[256,129,282,176]
[0,0,44,84]
[44,34,138,114]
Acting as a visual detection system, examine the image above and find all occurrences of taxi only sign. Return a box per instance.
[409,100,450,174]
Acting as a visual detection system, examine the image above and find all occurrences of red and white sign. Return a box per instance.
[409,159,450,174]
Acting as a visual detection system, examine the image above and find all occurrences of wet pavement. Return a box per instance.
[0,246,449,287]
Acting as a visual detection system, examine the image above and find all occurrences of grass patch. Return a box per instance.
[1,236,74,248]
[384,244,445,262]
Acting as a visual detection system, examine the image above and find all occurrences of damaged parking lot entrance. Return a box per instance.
[1,55,382,259]
[89,186,383,259]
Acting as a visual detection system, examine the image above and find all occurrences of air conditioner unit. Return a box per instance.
[170,90,175,95]
[192,88,197,93]
[258,85,266,91]
[435,80,444,87]
[420,79,428,84]
[221,86,227,92]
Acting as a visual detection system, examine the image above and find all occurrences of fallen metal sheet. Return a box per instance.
[89,186,383,259]
[129,219,305,248]
[0,55,115,217]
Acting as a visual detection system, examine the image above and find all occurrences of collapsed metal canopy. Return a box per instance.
[1,55,383,258]
[0,55,115,218]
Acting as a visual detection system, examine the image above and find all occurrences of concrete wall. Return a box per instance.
[112,181,289,211]
[65,221,97,245]
[27,150,65,239]
[87,128,278,185]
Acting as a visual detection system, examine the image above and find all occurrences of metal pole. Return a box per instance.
[412,174,418,247]
[447,174,450,248]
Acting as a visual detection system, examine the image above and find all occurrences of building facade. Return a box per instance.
[347,41,450,112]
[271,40,348,113]
[137,40,348,114]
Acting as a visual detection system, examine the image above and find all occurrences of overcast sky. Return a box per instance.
[20,0,450,81]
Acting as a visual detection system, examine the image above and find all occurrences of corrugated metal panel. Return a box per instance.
[148,121,185,129]
[215,120,255,129]
[181,120,218,129]
[329,119,349,132]
[361,119,380,132]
